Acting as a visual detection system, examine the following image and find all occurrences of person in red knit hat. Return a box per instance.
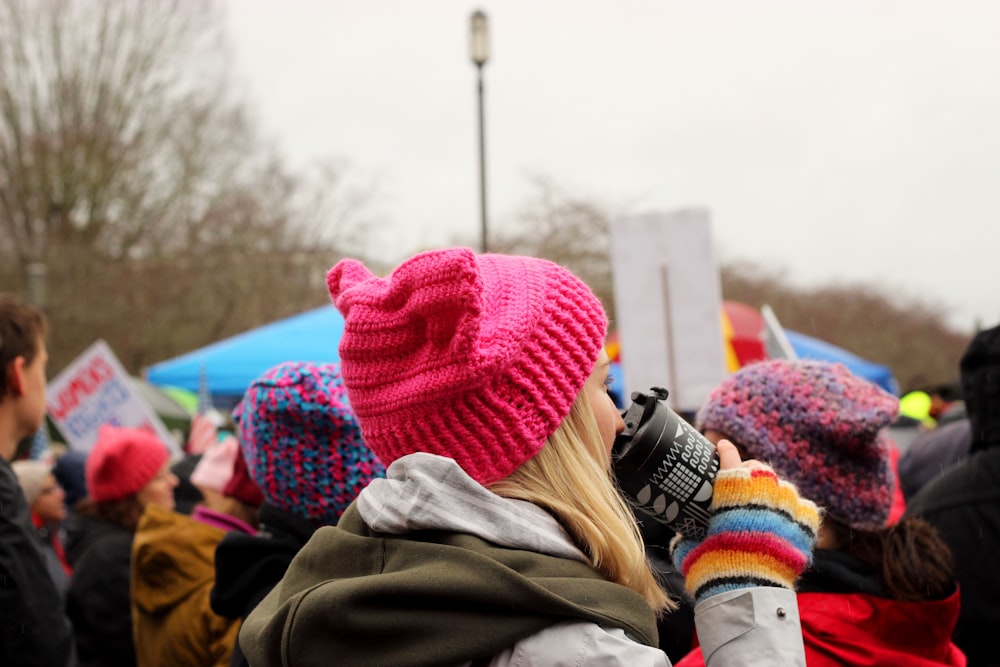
[65,425,176,667]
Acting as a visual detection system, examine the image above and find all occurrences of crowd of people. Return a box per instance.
[1,246,996,666]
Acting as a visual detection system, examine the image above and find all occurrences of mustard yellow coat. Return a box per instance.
[131,505,239,667]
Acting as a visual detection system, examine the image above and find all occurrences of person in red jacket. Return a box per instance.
[675,359,965,667]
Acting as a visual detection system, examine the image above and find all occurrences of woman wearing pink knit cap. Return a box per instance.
[240,248,820,667]
[65,425,177,667]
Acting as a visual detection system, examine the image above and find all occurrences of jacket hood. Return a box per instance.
[797,588,964,666]
[132,505,225,615]
[357,452,588,562]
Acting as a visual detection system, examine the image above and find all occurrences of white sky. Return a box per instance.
[223,1,1000,333]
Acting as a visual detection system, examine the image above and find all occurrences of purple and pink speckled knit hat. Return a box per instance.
[327,247,608,486]
[233,362,385,525]
[696,359,899,531]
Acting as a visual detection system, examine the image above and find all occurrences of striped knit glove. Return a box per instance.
[670,467,820,606]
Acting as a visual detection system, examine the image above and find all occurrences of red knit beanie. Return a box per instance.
[327,248,608,486]
[86,425,171,503]
[222,449,264,508]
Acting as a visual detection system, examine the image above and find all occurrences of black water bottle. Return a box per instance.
[612,387,720,540]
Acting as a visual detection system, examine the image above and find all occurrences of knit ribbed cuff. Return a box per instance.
[671,468,820,606]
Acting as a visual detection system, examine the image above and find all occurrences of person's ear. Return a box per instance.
[7,356,26,397]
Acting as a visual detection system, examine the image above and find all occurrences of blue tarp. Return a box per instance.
[144,306,344,401]
[784,330,899,395]
[147,306,898,411]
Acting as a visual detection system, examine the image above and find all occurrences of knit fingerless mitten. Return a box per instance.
[670,467,820,606]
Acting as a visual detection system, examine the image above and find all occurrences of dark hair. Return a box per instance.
[75,495,145,533]
[828,516,955,602]
[0,293,48,401]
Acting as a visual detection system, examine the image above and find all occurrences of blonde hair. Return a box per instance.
[489,394,674,614]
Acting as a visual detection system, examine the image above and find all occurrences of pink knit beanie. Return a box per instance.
[86,425,171,504]
[190,436,239,493]
[327,248,608,485]
[696,360,899,530]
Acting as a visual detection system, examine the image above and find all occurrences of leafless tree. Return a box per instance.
[0,0,378,373]
[492,176,620,314]
[721,263,970,391]
[1,0,236,261]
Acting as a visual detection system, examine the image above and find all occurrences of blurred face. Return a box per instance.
[31,473,66,523]
[14,337,48,441]
[136,462,179,511]
[584,350,625,457]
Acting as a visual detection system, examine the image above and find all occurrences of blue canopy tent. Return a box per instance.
[149,305,898,414]
[784,330,899,395]
[144,306,344,408]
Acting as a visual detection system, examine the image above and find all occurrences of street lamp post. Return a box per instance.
[469,10,489,253]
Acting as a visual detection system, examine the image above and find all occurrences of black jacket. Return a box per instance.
[906,445,1000,667]
[211,503,320,667]
[0,457,74,667]
[64,513,136,667]
[898,419,972,500]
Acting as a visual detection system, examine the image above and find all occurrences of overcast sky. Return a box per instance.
[224,1,999,333]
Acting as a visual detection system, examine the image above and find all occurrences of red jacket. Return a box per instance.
[676,588,965,666]
[675,552,966,667]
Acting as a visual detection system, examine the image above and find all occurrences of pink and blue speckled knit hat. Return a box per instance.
[696,359,899,531]
[233,362,385,525]
[327,247,608,486]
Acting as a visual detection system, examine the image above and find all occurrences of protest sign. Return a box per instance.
[47,340,182,457]
[609,208,727,414]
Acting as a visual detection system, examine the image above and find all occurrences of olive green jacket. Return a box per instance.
[240,499,657,667]
[241,453,807,667]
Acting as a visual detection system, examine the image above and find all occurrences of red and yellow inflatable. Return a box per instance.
[606,301,768,372]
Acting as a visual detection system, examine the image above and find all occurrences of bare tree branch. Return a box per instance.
[0,0,381,375]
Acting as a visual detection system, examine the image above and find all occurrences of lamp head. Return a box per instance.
[469,10,489,66]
